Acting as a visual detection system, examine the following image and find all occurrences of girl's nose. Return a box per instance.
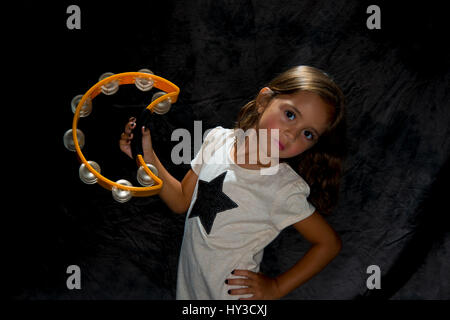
[283,129,295,142]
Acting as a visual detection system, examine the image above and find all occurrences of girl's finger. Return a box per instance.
[226,278,251,287]
[228,287,254,296]
[142,126,151,136]
[121,132,133,141]
[119,139,131,146]
[231,269,256,279]
[125,122,136,133]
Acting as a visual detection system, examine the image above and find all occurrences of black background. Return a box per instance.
[9,0,449,304]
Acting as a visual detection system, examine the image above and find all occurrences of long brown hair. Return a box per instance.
[234,66,346,215]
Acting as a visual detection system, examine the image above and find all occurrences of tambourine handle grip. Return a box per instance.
[131,108,153,160]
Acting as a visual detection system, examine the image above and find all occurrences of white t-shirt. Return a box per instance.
[176,126,316,300]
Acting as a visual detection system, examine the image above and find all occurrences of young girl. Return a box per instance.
[119,65,346,300]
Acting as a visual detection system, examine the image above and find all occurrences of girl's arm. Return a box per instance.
[147,148,198,214]
[228,211,342,299]
[274,211,342,297]
[120,120,198,214]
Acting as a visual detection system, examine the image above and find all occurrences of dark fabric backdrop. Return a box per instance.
[10,0,449,300]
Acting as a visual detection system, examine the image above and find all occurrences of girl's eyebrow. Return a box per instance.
[286,104,321,137]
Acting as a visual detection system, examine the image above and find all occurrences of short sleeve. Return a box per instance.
[270,179,316,232]
[191,126,224,175]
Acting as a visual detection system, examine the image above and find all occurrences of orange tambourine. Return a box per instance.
[64,70,180,202]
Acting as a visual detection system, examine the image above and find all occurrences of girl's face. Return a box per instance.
[256,88,334,159]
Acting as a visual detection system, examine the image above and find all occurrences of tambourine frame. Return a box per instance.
[71,72,180,197]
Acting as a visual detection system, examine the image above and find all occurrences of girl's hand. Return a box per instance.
[119,117,154,162]
[226,269,283,300]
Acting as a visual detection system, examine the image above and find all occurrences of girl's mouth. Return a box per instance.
[277,140,285,151]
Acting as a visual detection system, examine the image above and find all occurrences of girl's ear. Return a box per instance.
[256,87,274,113]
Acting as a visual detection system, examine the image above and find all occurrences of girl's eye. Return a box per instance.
[303,130,315,141]
[285,110,295,120]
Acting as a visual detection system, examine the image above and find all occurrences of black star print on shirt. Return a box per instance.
[189,171,238,235]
